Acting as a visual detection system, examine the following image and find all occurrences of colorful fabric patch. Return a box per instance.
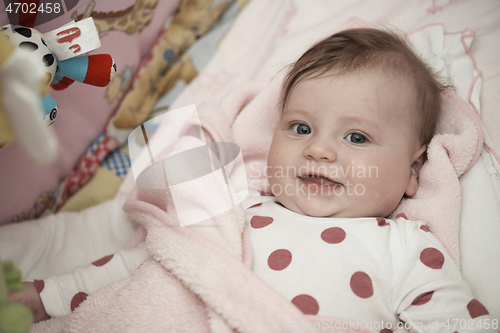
[55,134,119,211]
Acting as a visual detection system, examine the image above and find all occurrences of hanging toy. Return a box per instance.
[0,28,58,165]
[0,18,116,165]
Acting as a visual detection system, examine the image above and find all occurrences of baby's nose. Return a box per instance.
[304,138,337,162]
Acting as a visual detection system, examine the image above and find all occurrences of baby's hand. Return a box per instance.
[8,282,50,323]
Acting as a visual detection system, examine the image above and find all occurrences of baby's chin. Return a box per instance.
[282,198,391,219]
[285,199,351,218]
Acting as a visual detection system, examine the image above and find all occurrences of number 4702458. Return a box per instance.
[444,319,498,330]
[5,2,61,14]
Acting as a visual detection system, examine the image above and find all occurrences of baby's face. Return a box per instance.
[267,69,425,218]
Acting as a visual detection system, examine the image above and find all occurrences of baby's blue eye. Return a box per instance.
[345,133,367,144]
[292,123,311,135]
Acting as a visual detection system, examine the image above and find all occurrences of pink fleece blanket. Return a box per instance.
[394,90,483,268]
[31,69,481,332]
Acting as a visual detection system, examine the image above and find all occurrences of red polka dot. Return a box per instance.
[420,248,445,269]
[92,254,114,267]
[249,203,262,208]
[420,225,430,232]
[321,227,346,244]
[259,191,273,197]
[467,299,489,318]
[411,291,434,305]
[377,218,389,227]
[70,292,89,311]
[381,329,393,333]
[395,213,407,219]
[291,294,319,315]
[268,249,292,270]
[350,271,373,298]
[250,216,274,229]
[34,279,44,293]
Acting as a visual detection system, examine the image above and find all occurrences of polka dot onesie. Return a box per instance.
[243,190,495,332]
[27,190,496,331]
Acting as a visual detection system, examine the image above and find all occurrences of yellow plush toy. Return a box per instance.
[0,31,58,165]
[0,258,33,333]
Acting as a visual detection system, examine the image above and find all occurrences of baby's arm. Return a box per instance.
[8,243,149,322]
[392,221,497,332]
[32,242,150,319]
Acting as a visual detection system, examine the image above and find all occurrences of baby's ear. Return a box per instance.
[405,144,427,197]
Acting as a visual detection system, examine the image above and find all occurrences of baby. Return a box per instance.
[244,28,495,331]
[6,28,496,331]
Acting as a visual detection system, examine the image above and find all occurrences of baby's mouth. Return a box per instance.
[299,175,342,187]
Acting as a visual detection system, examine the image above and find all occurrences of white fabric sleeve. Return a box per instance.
[39,242,150,317]
[392,221,498,333]
[0,196,137,281]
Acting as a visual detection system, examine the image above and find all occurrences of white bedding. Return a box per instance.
[460,152,500,319]
[0,196,134,281]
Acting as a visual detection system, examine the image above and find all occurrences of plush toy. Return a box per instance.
[0,29,58,165]
[0,23,116,164]
[0,258,32,333]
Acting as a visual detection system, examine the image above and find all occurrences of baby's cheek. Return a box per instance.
[358,178,391,201]
[267,165,287,195]
[266,146,282,170]
[267,173,278,190]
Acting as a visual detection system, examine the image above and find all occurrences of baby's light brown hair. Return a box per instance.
[280,28,447,145]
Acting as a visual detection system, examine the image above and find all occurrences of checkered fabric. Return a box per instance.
[102,147,131,178]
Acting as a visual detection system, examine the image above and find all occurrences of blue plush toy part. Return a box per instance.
[51,54,116,89]
[53,56,90,84]
[40,95,58,126]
